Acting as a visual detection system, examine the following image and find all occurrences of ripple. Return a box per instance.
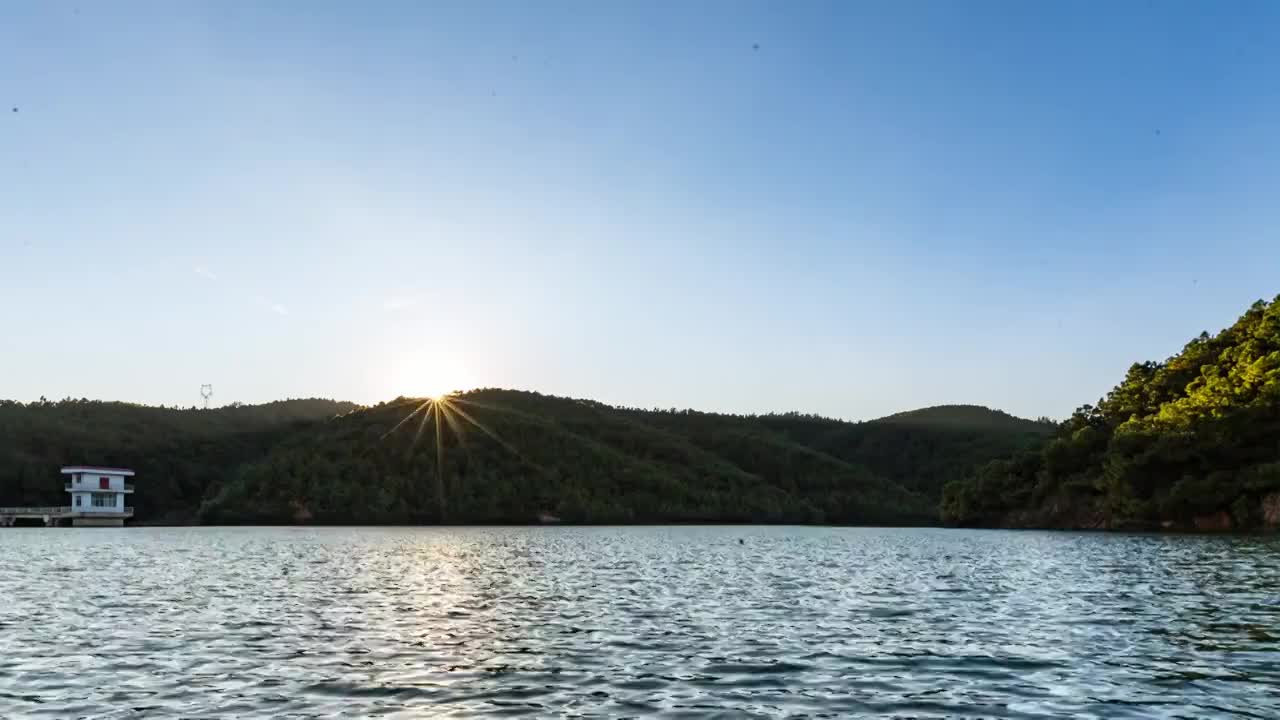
[1,527,1279,717]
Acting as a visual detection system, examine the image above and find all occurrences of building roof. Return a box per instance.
[60,466,135,476]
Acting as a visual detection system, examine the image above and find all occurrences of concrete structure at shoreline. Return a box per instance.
[0,466,136,527]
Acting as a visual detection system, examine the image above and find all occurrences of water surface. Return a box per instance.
[1,526,1278,718]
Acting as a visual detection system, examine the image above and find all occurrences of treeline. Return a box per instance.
[0,392,1052,526]
[0,398,357,522]
[941,295,1280,531]
[196,392,1049,526]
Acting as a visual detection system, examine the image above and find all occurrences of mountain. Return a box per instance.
[757,407,1054,502]
[941,295,1280,531]
[0,398,358,523]
[873,405,1053,433]
[196,391,1048,526]
[0,391,1051,526]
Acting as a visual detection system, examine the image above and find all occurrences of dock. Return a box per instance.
[0,506,134,527]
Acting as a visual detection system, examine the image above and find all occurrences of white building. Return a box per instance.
[62,466,135,527]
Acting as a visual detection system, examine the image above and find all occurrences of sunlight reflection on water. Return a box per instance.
[1,526,1278,718]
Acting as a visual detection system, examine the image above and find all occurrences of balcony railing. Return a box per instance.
[64,483,135,492]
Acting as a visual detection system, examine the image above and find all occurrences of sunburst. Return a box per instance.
[381,393,529,520]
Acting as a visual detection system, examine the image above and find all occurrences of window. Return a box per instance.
[99,477,110,490]
[74,495,82,507]
[92,493,116,508]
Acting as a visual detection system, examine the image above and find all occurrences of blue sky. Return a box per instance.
[3,1,1278,420]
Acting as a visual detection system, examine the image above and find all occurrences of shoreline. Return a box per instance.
[113,520,1280,535]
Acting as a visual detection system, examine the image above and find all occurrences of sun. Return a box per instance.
[378,346,476,401]
[410,389,454,402]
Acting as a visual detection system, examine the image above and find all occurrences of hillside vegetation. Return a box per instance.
[0,398,357,522]
[877,405,1054,432]
[197,392,1048,525]
[0,392,1049,526]
[941,295,1280,531]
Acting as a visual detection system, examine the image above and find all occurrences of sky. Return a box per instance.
[3,1,1279,421]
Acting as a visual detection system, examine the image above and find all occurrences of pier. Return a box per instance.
[0,506,134,527]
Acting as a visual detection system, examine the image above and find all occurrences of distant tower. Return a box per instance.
[200,384,213,409]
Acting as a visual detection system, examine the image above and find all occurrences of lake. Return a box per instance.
[1,526,1278,718]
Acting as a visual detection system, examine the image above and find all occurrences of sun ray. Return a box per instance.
[382,392,545,520]
[411,398,435,450]
[444,400,538,468]
[451,396,548,426]
[434,401,446,516]
[380,399,431,440]
[437,399,467,446]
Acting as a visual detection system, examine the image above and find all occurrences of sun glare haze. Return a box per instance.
[5,2,1278,419]
[377,347,477,403]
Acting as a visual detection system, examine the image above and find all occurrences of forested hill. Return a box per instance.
[197,392,1049,526]
[875,405,1053,432]
[0,398,357,523]
[941,295,1280,532]
[0,392,1048,526]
